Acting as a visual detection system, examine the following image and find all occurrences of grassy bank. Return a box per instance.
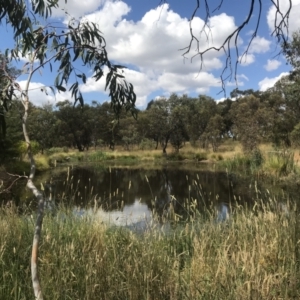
[1,198,300,299]
[2,141,300,191]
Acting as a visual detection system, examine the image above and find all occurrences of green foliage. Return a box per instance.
[202,114,225,151]
[62,147,69,153]
[86,151,107,162]
[16,140,40,157]
[250,148,264,167]
[46,147,65,155]
[264,151,296,177]
[138,138,156,150]
[166,152,185,161]
[194,152,208,161]
[291,123,300,147]
[1,1,136,135]
[222,155,253,174]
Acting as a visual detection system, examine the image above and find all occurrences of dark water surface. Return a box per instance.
[15,162,287,226]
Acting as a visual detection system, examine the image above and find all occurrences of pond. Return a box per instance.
[12,162,289,227]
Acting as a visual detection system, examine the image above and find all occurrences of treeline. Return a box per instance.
[1,30,300,161]
[1,79,300,160]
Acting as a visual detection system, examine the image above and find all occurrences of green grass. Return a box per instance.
[1,196,300,299]
[263,150,296,177]
[221,149,299,180]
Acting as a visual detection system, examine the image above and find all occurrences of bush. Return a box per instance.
[264,150,296,177]
[87,151,107,162]
[139,139,156,150]
[167,153,185,161]
[16,140,40,157]
[194,153,207,161]
[63,147,69,153]
[217,154,224,161]
[46,147,64,155]
[250,148,264,167]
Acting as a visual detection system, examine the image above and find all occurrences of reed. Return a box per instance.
[1,193,299,299]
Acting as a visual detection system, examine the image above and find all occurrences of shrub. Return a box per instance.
[139,139,156,150]
[16,140,40,157]
[87,151,107,162]
[250,148,264,167]
[46,147,64,155]
[63,147,69,153]
[194,153,207,162]
[167,153,185,161]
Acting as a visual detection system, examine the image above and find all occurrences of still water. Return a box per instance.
[22,163,284,227]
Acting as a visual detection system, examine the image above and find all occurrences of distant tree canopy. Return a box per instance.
[3,83,299,156]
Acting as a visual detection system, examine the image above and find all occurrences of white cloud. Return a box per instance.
[248,36,271,54]
[79,68,220,108]
[77,2,240,106]
[80,68,159,107]
[226,74,249,87]
[239,53,255,66]
[267,0,300,36]
[17,1,285,107]
[17,81,72,106]
[258,72,289,91]
[52,0,106,18]
[238,36,271,67]
[264,59,282,71]
[157,72,220,95]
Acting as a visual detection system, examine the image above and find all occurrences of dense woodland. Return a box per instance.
[1,82,300,161]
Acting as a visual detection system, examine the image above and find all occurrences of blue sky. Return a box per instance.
[2,0,300,108]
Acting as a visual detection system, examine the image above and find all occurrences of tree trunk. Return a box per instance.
[162,136,170,154]
[22,96,44,300]
[155,138,158,150]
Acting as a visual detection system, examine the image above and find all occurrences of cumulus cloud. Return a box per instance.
[227,74,249,87]
[80,68,159,107]
[267,0,300,36]
[264,59,282,71]
[258,72,289,91]
[77,2,240,105]
[52,0,106,18]
[248,36,271,54]
[17,81,72,107]
[238,36,271,67]
[239,53,255,66]
[20,1,284,107]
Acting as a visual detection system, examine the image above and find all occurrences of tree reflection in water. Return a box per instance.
[29,165,280,226]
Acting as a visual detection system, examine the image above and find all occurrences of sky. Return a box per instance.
[2,0,300,109]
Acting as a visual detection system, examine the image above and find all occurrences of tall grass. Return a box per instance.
[221,149,298,179]
[264,150,296,177]
[1,195,300,299]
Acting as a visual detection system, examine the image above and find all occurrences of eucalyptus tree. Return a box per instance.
[55,101,94,151]
[146,99,171,153]
[0,53,21,155]
[27,104,57,153]
[0,1,136,298]
[169,105,189,153]
[119,116,140,150]
[95,101,122,149]
[185,95,217,147]
[216,98,234,137]
[202,114,225,152]
[231,95,274,152]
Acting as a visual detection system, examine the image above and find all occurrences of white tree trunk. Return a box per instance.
[22,96,45,300]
